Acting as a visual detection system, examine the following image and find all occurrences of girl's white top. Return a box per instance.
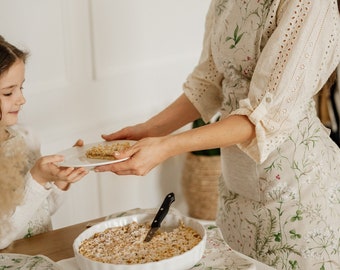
[0,125,65,249]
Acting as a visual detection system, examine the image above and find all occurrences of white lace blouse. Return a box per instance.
[0,125,65,249]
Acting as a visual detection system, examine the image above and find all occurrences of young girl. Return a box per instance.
[0,35,88,249]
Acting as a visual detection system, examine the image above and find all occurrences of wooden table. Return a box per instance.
[0,215,275,270]
[0,217,105,262]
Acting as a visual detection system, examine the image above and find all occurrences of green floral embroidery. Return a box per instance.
[222,0,274,49]
[289,260,298,269]
[0,254,58,269]
[291,210,303,222]
[24,227,33,238]
[207,225,219,230]
[226,24,245,49]
[289,229,302,240]
[215,0,229,15]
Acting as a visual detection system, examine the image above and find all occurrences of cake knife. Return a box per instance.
[144,192,175,242]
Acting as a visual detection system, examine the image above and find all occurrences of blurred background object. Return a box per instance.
[315,69,339,146]
[181,116,221,221]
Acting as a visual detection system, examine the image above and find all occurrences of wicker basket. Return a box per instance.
[181,153,221,220]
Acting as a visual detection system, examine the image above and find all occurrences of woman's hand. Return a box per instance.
[101,123,149,142]
[97,122,170,175]
[30,155,88,190]
[94,136,171,176]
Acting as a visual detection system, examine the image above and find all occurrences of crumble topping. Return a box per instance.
[85,142,131,160]
[78,221,202,264]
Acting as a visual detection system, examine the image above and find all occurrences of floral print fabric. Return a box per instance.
[183,0,340,269]
[0,253,61,270]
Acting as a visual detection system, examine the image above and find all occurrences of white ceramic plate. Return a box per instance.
[73,213,206,270]
[0,253,61,270]
[57,140,136,168]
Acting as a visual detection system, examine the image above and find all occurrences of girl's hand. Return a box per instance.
[73,139,84,147]
[30,155,88,190]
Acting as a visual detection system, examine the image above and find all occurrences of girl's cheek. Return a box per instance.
[0,100,9,123]
[0,98,3,119]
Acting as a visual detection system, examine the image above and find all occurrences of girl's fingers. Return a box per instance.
[67,168,88,181]
[54,167,87,181]
[73,139,84,147]
[40,155,65,164]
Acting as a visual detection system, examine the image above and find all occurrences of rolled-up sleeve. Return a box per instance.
[233,0,340,163]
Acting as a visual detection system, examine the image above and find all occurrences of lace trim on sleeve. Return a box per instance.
[183,2,224,123]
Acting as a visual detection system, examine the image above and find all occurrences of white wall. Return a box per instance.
[0,0,210,228]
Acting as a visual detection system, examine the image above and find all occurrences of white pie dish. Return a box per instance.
[73,212,206,270]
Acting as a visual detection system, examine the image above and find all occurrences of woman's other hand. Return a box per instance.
[101,123,149,142]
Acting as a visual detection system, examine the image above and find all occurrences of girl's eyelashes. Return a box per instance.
[3,92,12,97]
[0,85,24,96]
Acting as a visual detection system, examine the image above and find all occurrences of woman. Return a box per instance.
[95,0,340,269]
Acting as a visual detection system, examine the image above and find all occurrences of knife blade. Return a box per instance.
[144,192,175,242]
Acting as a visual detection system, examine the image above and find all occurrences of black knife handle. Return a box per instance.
[151,192,175,228]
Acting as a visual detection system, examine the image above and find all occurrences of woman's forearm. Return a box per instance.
[164,114,256,157]
[145,93,201,137]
